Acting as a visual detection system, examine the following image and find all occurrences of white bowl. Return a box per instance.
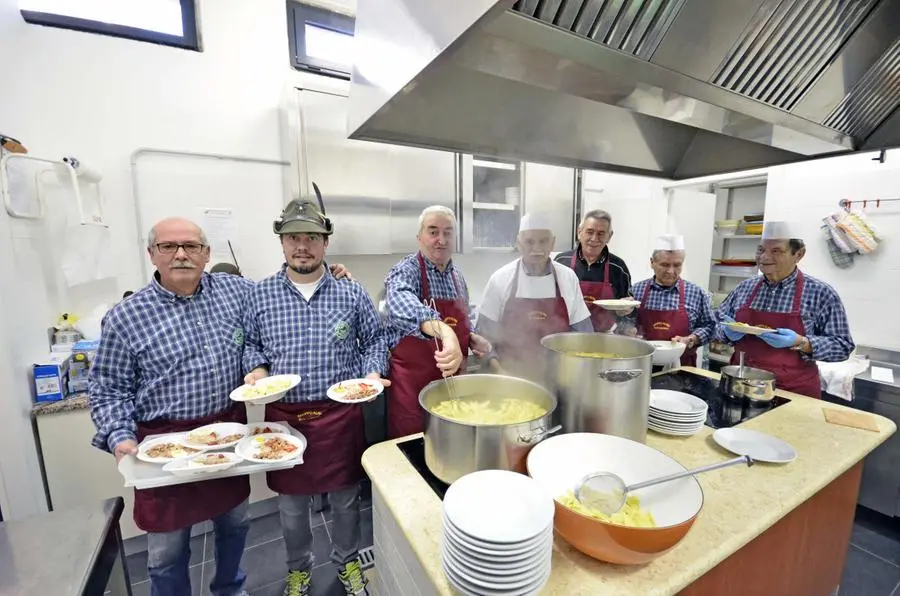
[649,340,686,365]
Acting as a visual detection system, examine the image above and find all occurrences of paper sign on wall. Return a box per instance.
[202,208,236,257]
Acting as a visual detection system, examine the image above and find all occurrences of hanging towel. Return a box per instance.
[817,357,870,401]
[823,214,855,254]
[836,210,878,254]
[820,223,854,268]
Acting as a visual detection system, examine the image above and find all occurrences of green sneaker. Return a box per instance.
[283,569,311,596]
[337,559,370,596]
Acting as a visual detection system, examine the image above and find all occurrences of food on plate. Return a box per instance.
[251,425,286,436]
[570,351,626,358]
[187,430,245,446]
[558,490,656,528]
[331,381,380,401]
[256,436,300,460]
[431,397,546,425]
[243,378,293,399]
[191,453,231,466]
[727,322,772,330]
[145,442,200,459]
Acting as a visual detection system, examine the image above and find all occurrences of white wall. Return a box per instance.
[764,149,900,351]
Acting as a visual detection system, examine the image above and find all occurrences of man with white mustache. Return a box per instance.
[477,212,592,379]
[90,217,254,596]
[242,199,387,596]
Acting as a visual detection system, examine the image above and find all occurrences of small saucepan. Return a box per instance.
[719,365,777,404]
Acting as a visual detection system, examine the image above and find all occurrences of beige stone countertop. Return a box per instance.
[361,367,896,596]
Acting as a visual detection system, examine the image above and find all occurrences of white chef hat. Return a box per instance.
[761,221,795,240]
[653,234,685,251]
[519,212,553,233]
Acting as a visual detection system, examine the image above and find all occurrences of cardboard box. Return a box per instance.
[34,353,70,403]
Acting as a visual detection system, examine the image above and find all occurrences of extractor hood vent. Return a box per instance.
[712,0,878,111]
[511,0,686,59]
[824,38,900,138]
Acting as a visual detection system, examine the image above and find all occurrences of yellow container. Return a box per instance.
[744,223,763,235]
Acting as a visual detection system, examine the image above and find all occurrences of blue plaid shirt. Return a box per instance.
[89,272,254,452]
[384,253,470,348]
[625,278,716,344]
[242,266,389,402]
[715,268,854,362]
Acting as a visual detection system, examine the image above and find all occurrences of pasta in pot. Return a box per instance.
[431,397,547,425]
[557,490,656,528]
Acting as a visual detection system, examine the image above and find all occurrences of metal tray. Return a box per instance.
[118,426,306,490]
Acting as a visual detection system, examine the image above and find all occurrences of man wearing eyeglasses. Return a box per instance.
[241,199,388,596]
[89,217,254,596]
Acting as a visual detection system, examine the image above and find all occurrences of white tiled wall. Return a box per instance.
[764,149,900,351]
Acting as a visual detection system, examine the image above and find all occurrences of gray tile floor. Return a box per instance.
[125,493,900,596]
[841,507,900,596]
[126,486,373,596]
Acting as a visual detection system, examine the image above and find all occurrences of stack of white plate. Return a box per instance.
[442,470,554,596]
[648,390,708,436]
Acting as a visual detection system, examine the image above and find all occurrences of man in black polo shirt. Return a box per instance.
[554,209,632,331]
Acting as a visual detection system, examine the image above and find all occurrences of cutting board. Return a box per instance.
[822,408,881,432]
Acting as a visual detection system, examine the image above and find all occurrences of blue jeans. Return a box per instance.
[147,499,250,596]
[279,484,360,571]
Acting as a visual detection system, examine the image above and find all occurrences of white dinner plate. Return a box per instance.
[136,434,206,464]
[442,533,551,569]
[721,322,772,336]
[229,374,302,405]
[713,428,797,463]
[593,299,641,311]
[235,432,307,464]
[246,422,292,437]
[648,417,705,430]
[648,421,702,436]
[443,517,552,554]
[442,544,551,587]
[182,422,248,450]
[162,452,242,476]
[326,378,384,404]
[650,390,709,416]
[443,470,554,544]
[649,407,707,421]
[442,557,550,596]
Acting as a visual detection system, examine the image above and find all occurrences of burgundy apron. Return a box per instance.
[265,400,366,494]
[496,261,570,379]
[638,279,696,367]
[134,404,251,533]
[570,252,616,332]
[730,271,821,398]
[387,253,472,439]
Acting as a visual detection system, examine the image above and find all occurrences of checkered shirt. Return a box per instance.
[626,278,717,344]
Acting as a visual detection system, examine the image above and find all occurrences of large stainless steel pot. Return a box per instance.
[719,365,777,404]
[541,333,654,443]
[419,374,559,484]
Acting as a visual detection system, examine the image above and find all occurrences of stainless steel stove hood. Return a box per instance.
[348,0,900,179]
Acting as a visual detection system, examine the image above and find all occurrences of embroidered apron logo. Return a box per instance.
[584,295,596,302]
[528,311,549,320]
[652,322,671,330]
[443,316,459,328]
[333,321,350,341]
[232,327,244,346]
[297,410,322,422]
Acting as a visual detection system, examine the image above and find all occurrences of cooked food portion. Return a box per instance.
[570,351,626,358]
[187,431,244,446]
[256,437,299,460]
[558,490,656,528]
[243,378,293,399]
[193,453,230,466]
[332,381,380,401]
[146,442,200,459]
[431,397,546,425]
[251,425,286,436]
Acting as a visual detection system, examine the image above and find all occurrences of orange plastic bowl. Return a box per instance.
[527,433,703,565]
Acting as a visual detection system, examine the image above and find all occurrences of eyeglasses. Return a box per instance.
[155,242,207,255]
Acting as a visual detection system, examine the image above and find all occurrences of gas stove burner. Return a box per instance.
[651,371,790,429]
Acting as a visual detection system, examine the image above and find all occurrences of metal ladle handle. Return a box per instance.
[627,455,753,492]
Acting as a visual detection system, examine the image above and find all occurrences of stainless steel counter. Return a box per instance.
[0,497,131,595]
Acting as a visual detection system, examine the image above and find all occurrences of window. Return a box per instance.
[19,0,200,51]
[287,1,354,80]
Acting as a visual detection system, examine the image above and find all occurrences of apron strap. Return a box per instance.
[743,277,766,309]
[678,278,686,311]
[417,252,432,303]
[603,255,610,284]
[639,280,651,306]
[791,270,805,313]
[570,250,577,269]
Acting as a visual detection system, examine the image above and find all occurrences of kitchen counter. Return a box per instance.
[360,367,896,595]
[0,496,131,595]
[32,393,89,416]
